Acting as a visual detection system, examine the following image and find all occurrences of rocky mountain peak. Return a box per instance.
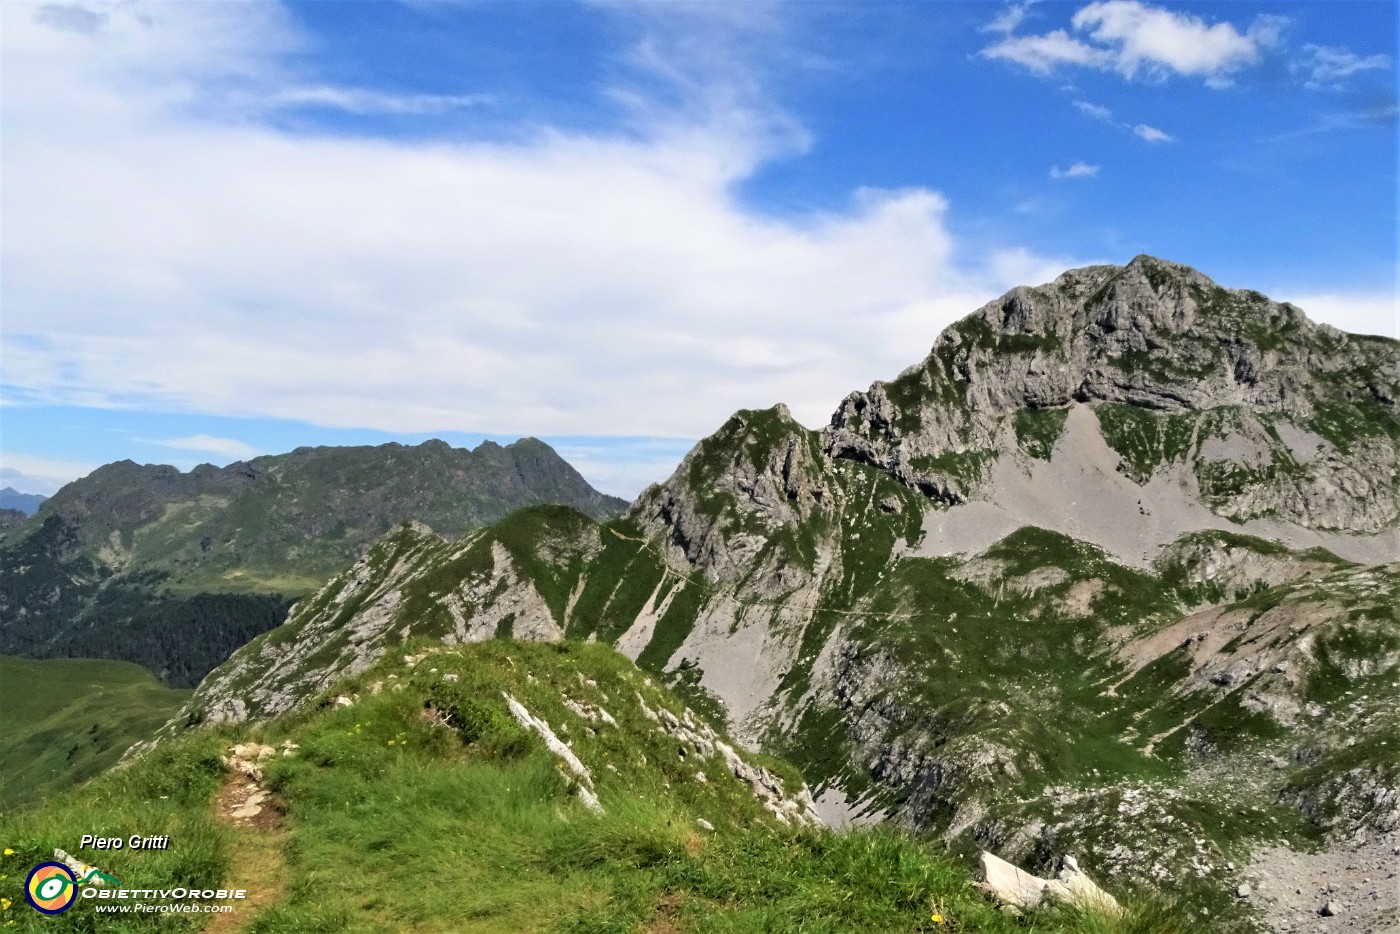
[630,405,833,585]
[823,257,1398,535]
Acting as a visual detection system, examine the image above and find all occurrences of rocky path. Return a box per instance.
[203,743,291,934]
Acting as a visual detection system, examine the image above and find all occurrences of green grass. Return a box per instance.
[1014,408,1070,460]
[1093,404,1195,482]
[776,527,1189,812]
[0,656,190,810]
[1,641,1184,933]
[568,523,671,646]
[0,730,232,933]
[907,450,995,488]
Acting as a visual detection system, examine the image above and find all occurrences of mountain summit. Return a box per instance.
[826,254,1398,551]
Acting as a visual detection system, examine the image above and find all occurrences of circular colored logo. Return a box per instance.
[25,862,78,914]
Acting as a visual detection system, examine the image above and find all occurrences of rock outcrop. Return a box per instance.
[977,851,1122,916]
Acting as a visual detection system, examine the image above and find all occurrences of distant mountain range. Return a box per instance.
[0,486,46,516]
[0,438,627,686]
[174,256,1399,928]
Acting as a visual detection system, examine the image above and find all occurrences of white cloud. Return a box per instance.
[1049,161,1100,179]
[1072,99,1113,121]
[1297,44,1392,89]
[148,434,260,460]
[982,0,1283,86]
[264,86,495,115]
[982,1,1038,36]
[982,29,1109,74]
[1278,292,1400,340]
[1,1,1074,443]
[1072,99,1175,146]
[1072,1,1276,80]
[0,455,99,495]
[984,247,1094,293]
[1132,123,1174,142]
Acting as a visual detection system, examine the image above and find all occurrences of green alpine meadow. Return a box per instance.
[1,640,1197,933]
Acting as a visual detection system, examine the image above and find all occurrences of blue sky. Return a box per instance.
[2,0,1396,498]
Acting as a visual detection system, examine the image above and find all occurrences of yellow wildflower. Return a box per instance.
[1,849,11,856]
[2,898,10,910]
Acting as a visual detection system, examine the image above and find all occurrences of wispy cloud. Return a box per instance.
[1072,99,1113,121]
[264,86,495,115]
[981,1,1284,87]
[1296,44,1392,89]
[1071,100,1176,145]
[147,434,260,460]
[1013,197,1060,216]
[1050,161,1100,179]
[982,1,1038,36]
[1267,104,1398,142]
[1132,123,1174,143]
[34,3,107,35]
[0,454,98,495]
[983,29,1109,74]
[546,437,695,498]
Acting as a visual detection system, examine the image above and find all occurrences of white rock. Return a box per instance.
[977,851,1122,917]
[502,692,602,814]
[977,851,1050,910]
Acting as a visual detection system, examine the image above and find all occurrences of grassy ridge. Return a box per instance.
[0,656,190,810]
[1,642,1190,933]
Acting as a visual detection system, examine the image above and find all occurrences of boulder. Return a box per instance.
[976,851,1123,916]
[977,851,1052,910]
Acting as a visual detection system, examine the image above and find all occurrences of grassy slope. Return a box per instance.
[0,656,190,810]
[0,641,1190,934]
